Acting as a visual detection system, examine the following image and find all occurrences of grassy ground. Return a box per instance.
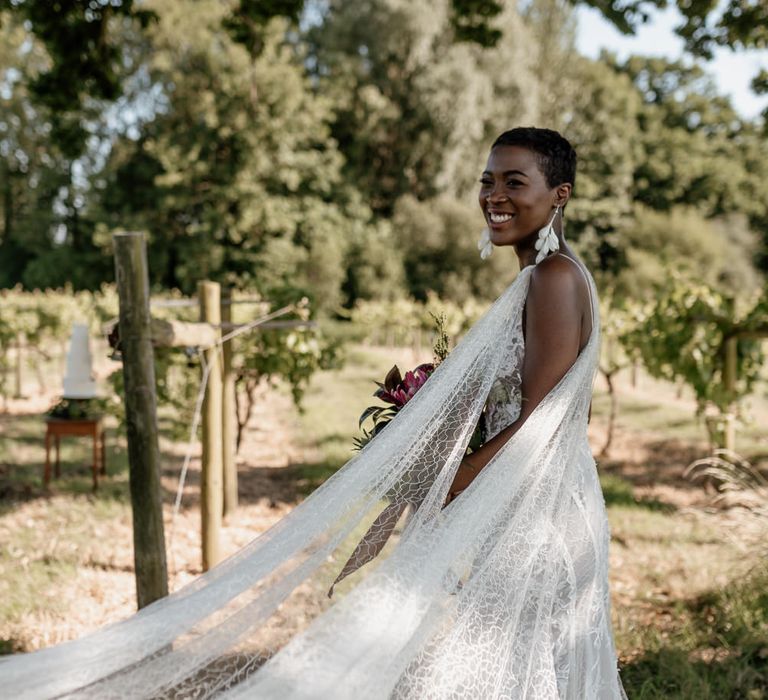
[1,343,766,697]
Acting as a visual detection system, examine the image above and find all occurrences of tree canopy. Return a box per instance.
[0,0,766,311]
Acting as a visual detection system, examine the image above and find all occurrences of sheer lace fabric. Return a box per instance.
[0,259,626,699]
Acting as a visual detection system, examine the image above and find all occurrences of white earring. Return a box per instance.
[478,227,493,260]
[534,205,560,264]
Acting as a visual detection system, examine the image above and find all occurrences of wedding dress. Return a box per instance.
[0,254,626,699]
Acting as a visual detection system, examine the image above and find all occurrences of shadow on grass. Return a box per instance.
[0,411,131,514]
[313,433,356,448]
[597,436,706,494]
[621,566,768,699]
[600,473,676,513]
[623,646,767,699]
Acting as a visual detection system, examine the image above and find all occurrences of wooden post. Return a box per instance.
[722,336,738,452]
[113,232,169,608]
[13,333,24,398]
[199,281,223,570]
[221,287,238,519]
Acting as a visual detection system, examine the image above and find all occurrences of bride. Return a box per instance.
[1,127,627,699]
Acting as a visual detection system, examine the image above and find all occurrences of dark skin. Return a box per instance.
[446,145,593,502]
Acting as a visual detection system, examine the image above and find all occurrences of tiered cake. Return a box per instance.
[62,323,99,399]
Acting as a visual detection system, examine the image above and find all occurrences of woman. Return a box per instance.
[1,129,626,699]
[447,128,594,502]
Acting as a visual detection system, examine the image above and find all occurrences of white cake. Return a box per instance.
[62,323,99,399]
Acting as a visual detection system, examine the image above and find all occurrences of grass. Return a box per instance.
[0,491,129,624]
[289,344,428,492]
[0,411,140,652]
[591,373,768,459]
[620,564,768,699]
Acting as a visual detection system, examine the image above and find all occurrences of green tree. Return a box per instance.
[392,194,515,303]
[307,0,539,217]
[621,276,768,447]
[0,0,155,157]
[0,14,71,288]
[562,57,642,275]
[96,0,393,311]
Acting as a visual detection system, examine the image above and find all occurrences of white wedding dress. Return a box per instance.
[1,255,626,699]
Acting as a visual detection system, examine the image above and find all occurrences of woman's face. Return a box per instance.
[478,145,566,248]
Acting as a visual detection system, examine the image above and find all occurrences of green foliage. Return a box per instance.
[598,289,635,378]
[614,206,762,300]
[570,0,768,70]
[620,277,766,414]
[237,325,340,407]
[564,57,641,273]
[392,195,514,302]
[0,0,155,155]
[350,294,487,348]
[93,2,388,310]
[0,285,117,404]
[2,0,767,335]
[308,0,538,216]
[224,0,304,57]
[47,398,109,420]
[450,0,503,46]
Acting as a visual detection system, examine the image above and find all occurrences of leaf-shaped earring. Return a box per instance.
[478,227,493,260]
[534,205,561,264]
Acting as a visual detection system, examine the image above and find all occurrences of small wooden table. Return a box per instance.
[44,417,106,490]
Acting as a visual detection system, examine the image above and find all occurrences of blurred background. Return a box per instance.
[0,1,766,697]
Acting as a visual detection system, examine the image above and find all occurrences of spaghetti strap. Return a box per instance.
[554,252,594,327]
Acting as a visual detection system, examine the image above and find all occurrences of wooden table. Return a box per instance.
[44,417,106,490]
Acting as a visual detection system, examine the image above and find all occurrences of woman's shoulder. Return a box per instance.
[525,253,593,335]
[529,253,587,298]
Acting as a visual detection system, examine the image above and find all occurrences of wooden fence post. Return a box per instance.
[221,287,238,519]
[722,336,738,452]
[199,281,223,570]
[113,232,169,608]
[14,333,25,398]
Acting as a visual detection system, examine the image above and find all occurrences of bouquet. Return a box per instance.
[329,315,485,597]
[353,314,485,453]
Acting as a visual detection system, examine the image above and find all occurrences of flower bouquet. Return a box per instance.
[329,315,486,597]
[47,397,108,420]
[354,313,485,453]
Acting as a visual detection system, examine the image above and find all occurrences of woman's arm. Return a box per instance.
[446,257,585,500]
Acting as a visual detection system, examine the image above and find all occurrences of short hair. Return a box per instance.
[491,127,576,191]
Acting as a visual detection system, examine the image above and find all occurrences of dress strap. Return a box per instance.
[554,253,593,326]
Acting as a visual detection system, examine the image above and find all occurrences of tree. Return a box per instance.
[620,276,768,448]
[306,0,539,217]
[561,57,642,275]
[94,1,398,312]
[615,56,768,273]
[0,0,155,157]
[0,14,72,288]
[392,195,515,303]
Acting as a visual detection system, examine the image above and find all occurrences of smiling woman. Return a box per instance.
[447,129,594,495]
